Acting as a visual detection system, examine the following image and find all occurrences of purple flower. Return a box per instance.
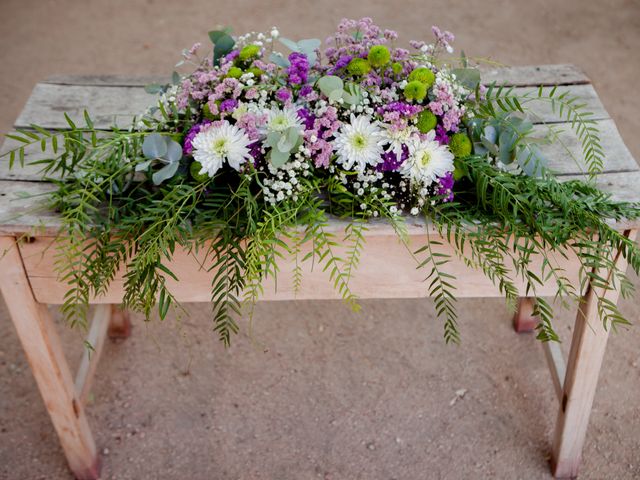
[437,171,455,202]
[297,107,315,130]
[299,85,314,97]
[376,101,422,118]
[276,87,292,103]
[286,52,310,85]
[329,54,353,75]
[224,49,240,63]
[377,144,409,172]
[219,98,238,112]
[183,120,211,155]
[248,141,264,165]
[435,125,449,145]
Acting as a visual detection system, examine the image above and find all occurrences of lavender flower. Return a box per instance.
[183,120,211,155]
[286,52,310,85]
[377,144,409,172]
[437,171,455,202]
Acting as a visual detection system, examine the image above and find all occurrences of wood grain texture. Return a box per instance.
[74,305,111,406]
[0,236,100,480]
[18,234,582,304]
[542,340,566,402]
[551,229,637,478]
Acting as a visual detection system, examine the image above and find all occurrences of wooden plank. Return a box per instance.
[12,83,609,131]
[542,340,566,402]
[14,83,155,130]
[41,65,589,89]
[551,229,637,478]
[0,236,100,479]
[0,181,59,235]
[44,74,170,87]
[19,233,583,304]
[480,64,589,87]
[108,305,131,339]
[74,305,111,406]
[2,118,635,183]
[513,297,538,333]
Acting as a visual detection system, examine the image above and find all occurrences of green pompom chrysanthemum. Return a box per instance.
[367,45,391,68]
[247,67,265,78]
[408,67,436,89]
[416,110,437,133]
[404,81,427,102]
[391,62,403,75]
[449,133,473,158]
[347,58,371,76]
[226,67,243,79]
[190,161,210,183]
[239,44,260,61]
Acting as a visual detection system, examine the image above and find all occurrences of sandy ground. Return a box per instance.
[0,1,639,479]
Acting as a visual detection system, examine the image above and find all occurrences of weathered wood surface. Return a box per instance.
[74,305,111,406]
[18,234,582,303]
[551,229,637,478]
[0,236,100,479]
[1,64,638,235]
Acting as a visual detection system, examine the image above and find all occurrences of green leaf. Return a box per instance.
[151,160,180,185]
[142,133,168,159]
[213,33,235,66]
[316,75,344,99]
[269,148,290,167]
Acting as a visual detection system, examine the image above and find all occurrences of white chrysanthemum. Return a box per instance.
[192,121,252,177]
[402,130,454,186]
[334,114,386,172]
[265,106,303,134]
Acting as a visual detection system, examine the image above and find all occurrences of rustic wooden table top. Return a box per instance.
[1,64,639,235]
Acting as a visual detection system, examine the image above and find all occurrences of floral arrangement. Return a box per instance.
[5,18,640,345]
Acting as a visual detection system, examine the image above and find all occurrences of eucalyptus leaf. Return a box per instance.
[276,127,300,153]
[451,68,481,90]
[142,133,168,159]
[498,129,518,164]
[165,139,183,163]
[482,125,498,144]
[297,38,321,65]
[213,33,235,65]
[317,75,344,99]
[152,160,180,185]
[266,131,281,149]
[172,71,180,85]
[208,28,232,44]
[269,52,290,68]
[135,160,153,172]
[144,84,163,95]
[269,148,290,167]
[278,37,299,52]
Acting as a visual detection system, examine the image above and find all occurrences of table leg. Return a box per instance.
[551,229,636,478]
[108,304,132,339]
[513,296,538,333]
[0,236,100,480]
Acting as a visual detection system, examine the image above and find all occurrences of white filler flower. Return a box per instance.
[402,130,454,185]
[334,114,386,172]
[192,121,253,177]
[265,106,303,133]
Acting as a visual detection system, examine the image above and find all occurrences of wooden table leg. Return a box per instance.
[513,296,539,333]
[0,236,100,480]
[551,229,636,478]
[108,305,131,339]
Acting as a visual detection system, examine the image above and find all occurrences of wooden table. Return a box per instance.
[1,65,639,479]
